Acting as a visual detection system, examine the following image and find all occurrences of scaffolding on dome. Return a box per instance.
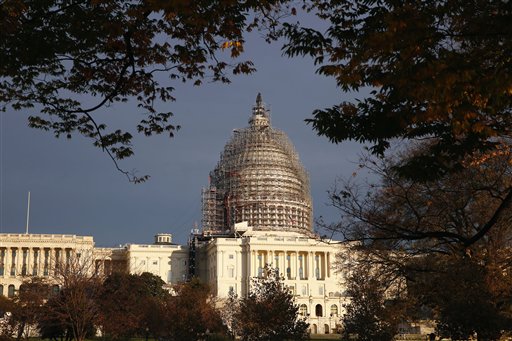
[201,94,313,234]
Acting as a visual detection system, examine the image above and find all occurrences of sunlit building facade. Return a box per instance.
[1,95,349,335]
[192,95,348,334]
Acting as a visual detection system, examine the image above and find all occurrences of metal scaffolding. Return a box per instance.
[202,94,313,234]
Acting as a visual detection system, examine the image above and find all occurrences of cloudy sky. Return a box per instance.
[0,30,366,247]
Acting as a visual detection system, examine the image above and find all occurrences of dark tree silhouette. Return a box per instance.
[235,266,309,341]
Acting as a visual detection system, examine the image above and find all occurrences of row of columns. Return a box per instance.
[0,247,73,278]
[249,250,331,280]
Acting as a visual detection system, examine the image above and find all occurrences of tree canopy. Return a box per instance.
[329,145,512,252]
[0,0,290,182]
[3,1,511,181]
[342,264,402,341]
[284,0,512,177]
[330,145,512,340]
[97,272,168,340]
[235,266,309,341]
[163,278,225,341]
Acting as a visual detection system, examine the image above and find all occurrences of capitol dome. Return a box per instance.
[202,94,313,234]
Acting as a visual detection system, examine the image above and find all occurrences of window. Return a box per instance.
[318,286,324,295]
[228,254,234,259]
[7,285,15,298]
[299,304,308,316]
[22,249,28,276]
[228,266,235,278]
[32,250,38,276]
[0,285,3,296]
[10,249,16,276]
[44,249,50,276]
[228,286,234,295]
[140,260,146,265]
[152,261,158,265]
[324,324,330,334]
[330,304,338,317]
[315,304,323,317]
[301,285,307,296]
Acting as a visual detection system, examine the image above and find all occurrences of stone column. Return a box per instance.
[292,251,298,279]
[35,247,44,276]
[308,251,314,280]
[251,250,257,277]
[284,250,289,279]
[51,248,56,276]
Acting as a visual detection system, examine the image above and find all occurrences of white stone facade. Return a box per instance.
[1,95,351,336]
[0,231,347,335]
[124,242,188,285]
[194,229,348,335]
[0,233,95,296]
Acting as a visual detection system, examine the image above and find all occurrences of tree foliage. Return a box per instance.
[0,0,291,182]
[411,257,512,340]
[3,1,512,182]
[97,272,168,340]
[234,266,309,341]
[11,278,51,340]
[342,265,403,341]
[283,0,512,177]
[162,278,225,341]
[329,145,512,340]
[329,144,512,252]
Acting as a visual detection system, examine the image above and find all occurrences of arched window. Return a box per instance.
[315,304,323,317]
[324,324,330,334]
[311,324,317,334]
[7,285,15,298]
[299,304,308,316]
[330,304,338,316]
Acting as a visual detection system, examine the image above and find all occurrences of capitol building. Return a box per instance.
[1,95,348,335]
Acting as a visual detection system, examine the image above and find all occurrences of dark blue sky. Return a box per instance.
[0,31,365,247]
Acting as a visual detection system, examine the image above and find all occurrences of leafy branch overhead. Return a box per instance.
[283,0,512,177]
[0,0,290,182]
[3,0,511,182]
